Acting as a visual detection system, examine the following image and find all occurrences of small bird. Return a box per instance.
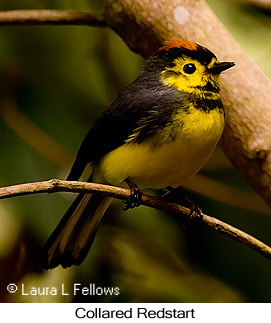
[41,39,234,269]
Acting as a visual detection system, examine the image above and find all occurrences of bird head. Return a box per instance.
[156,39,234,95]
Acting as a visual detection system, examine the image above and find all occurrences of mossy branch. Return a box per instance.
[0,179,270,261]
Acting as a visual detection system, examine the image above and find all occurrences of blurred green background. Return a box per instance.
[0,0,270,303]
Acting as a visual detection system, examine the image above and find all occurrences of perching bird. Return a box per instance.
[41,39,234,269]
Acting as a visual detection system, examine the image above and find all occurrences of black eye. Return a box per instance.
[183,63,196,74]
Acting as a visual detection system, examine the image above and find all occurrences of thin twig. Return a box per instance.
[0,178,270,261]
[0,10,106,27]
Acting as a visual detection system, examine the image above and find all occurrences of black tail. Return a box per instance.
[40,193,112,269]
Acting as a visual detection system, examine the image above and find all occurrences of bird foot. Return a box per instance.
[162,187,203,228]
[183,202,203,229]
[123,178,143,210]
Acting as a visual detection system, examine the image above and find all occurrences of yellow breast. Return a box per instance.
[96,104,224,189]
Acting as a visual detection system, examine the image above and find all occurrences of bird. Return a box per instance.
[40,39,234,269]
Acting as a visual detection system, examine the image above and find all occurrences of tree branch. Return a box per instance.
[0,9,106,27]
[0,179,270,261]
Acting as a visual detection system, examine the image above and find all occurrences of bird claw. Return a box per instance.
[123,179,143,210]
[183,203,203,229]
[161,187,203,227]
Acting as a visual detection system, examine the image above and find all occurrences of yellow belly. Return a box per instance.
[96,106,224,189]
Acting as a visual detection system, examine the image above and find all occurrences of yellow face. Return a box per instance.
[161,56,220,98]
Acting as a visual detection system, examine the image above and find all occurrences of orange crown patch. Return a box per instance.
[159,39,198,52]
